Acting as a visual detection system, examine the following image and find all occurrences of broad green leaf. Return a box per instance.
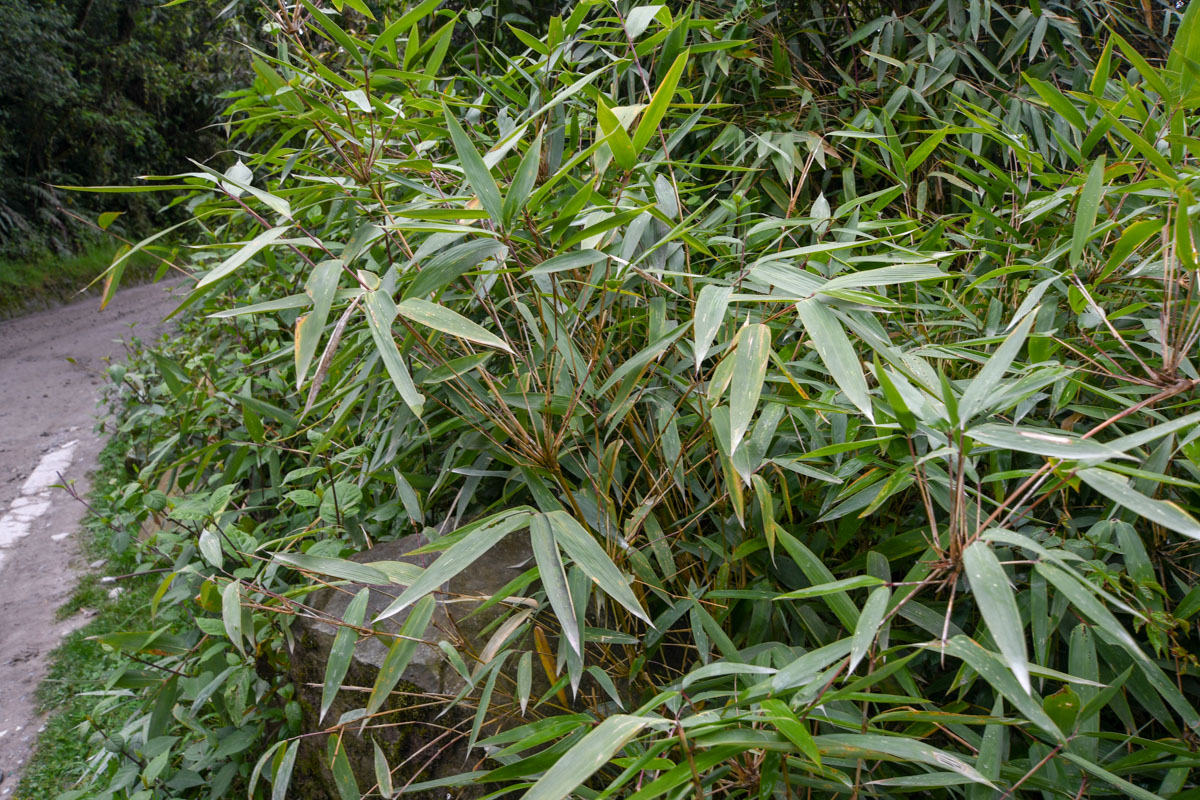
[396,297,513,353]
[963,541,1030,695]
[597,99,637,172]
[531,513,581,656]
[1078,468,1200,539]
[503,134,543,226]
[957,308,1036,423]
[692,285,732,371]
[775,575,884,600]
[967,423,1126,463]
[366,595,436,716]
[296,259,342,390]
[848,585,889,674]
[817,734,994,788]
[1059,752,1164,800]
[729,323,771,452]
[903,128,947,172]
[376,509,533,621]
[795,299,872,420]
[272,740,300,800]
[373,739,394,799]
[820,264,946,293]
[761,699,821,765]
[1024,74,1087,131]
[937,636,1065,743]
[1036,560,1199,731]
[369,0,442,60]
[1100,219,1163,281]
[273,553,390,585]
[330,735,361,800]
[221,579,244,657]
[527,249,608,276]
[363,289,425,416]
[520,715,649,800]
[196,226,290,289]
[405,239,506,300]
[321,588,369,723]
[211,293,311,318]
[1106,410,1200,453]
[768,638,853,695]
[517,650,533,714]
[1070,156,1106,269]
[633,50,689,153]
[775,529,859,629]
[543,510,650,624]
[442,101,504,222]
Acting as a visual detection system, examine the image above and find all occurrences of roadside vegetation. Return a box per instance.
[0,242,160,319]
[24,0,1200,798]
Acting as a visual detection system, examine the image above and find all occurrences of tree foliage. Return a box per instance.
[46,0,1200,798]
[0,0,255,257]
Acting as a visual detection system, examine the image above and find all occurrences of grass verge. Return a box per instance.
[0,242,158,320]
[14,441,160,800]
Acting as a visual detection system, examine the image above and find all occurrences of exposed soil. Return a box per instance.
[0,279,183,790]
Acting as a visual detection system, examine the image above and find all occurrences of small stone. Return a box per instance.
[89,558,107,569]
[107,586,124,600]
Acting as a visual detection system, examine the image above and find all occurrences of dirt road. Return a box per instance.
[0,279,183,790]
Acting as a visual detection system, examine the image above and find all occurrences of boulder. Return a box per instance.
[287,531,533,798]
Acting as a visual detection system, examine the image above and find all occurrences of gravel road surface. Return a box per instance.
[0,279,182,790]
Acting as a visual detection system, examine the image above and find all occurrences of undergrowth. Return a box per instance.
[0,242,161,319]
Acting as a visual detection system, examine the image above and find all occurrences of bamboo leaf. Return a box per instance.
[543,510,650,624]
[729,323,771,452]
[795,299,873,420]
[366,595,436,716]
[221,579,244,658]
[967,423,1126,463]
[373,739,394,799]
[196,226,290,289]
[271,740,300,800]
[520,715,649,800]
[503,134,543,226]
[1078,468,1200,539]
[963,541,1030,695]
[396,297,513,353]
[442,101,504,222]
[363,289,425,416]
[376,509,533,621]
[296,259,342,390]
[274,553,390,585]
[958,307,1036,422]
[692,284,731,371]
[633,50,689,153]
[817,734,994,788]
[320,588,369,723]
[848,585,890,674]
[775,575,885,600]
[531,513,581,656]
[1070,156,1106,269]
[330,735,361,800]
[597,99,637,172]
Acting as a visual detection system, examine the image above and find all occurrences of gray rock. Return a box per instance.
[288,531,533,798]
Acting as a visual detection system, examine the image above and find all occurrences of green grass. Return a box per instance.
[14,445,161,800]
[0,242,157,319]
